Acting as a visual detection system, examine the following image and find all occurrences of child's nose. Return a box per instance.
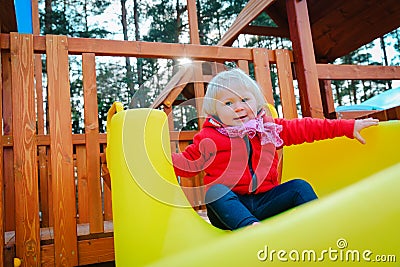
[234,103,245,112]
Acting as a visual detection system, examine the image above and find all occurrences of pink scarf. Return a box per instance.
[216,117,283,147]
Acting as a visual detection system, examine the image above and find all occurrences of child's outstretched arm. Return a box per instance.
[353,118,379,144]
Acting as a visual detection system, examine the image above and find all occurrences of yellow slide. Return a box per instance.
[106,106,400,266]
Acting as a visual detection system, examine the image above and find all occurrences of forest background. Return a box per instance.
[38,0,400,133]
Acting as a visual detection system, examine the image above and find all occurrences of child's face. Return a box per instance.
[215,88,258,126]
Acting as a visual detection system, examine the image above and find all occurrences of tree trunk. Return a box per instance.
[133,0,143,87]
[45,0,52,33]
[84,0,89,35]
[380,36,392,90]
[121,0,134,97]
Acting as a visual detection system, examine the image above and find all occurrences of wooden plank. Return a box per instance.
[313,1,400,61]
[336,110,381,120]
[46,147,54,226]
[319,80,336,118]
[76,145,89,224]
[388,106,400,120]
[164,106,177,154]
[252,48,274,105]
[103,180,113,221]
[31,0,41,35]
[100,152,112,190]
[32,0,49,224]
[218,0,277,46]
[0,38,4,267]
[47,148,54,227]
[1,33,282,62]
[237,60,249,74]
[372,110,388,121]
[38,145,50,227]
[152,65,196,108]
[317,64,400,80]
[275,49,297,119]
[307,0,344,25]
[67,37,253,60]
[10,33,41,266]
[193,172,205,210]
[41,237,114,267]
[0,0,17,32]
[46,34,78,266]
[77,236,115,265]
[33,28,50,228]
[264,3,288,29]
[176,141,205,210]
[1,52,15,232]
[242,25,290,38]
[193,62,205,128]
[82,53,103,233]
[310,1,363,41]
[2,133,108,147]
[6,34,252,60]
[162,84,186,108]
[187,0,200,44]
[286,0,323,118]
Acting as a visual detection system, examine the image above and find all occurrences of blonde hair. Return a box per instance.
[203,68,267,116]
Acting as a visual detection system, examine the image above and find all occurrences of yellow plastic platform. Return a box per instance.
[106,106,400,266]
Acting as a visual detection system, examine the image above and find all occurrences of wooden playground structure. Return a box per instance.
[1,0,400,266]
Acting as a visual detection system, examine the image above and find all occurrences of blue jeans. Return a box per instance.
[205,179,318,230]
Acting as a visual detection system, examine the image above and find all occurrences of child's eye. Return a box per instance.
[241,98,249,102]
[224,101,233,106]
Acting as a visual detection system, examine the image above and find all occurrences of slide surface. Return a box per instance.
[107,107,400,266]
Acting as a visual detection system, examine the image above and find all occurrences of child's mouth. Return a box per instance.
[234,115,248,121]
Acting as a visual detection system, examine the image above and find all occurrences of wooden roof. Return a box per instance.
[219,0,400,62]
[0,0,17,33]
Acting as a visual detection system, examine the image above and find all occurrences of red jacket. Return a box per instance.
[172,115,355,194]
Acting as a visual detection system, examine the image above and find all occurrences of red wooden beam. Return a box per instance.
[187,0,200,45]
[317,64,400,80]
[0,35,4,267]
[218,0,277,46]
[242,25,290,38]
[286,0,323,118]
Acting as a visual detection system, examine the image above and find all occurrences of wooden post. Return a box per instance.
[10,33,41,267]
[76,145,89,224]
[1,51,15,233]
[193,63,205,128]
[252,48,274,105]
[46,35,78,266]
[0,30,4,267]
[286,0,324,118]
[32,0,51,227]
[187,0,200,45]
[319,80,336,118]
[237,60,249,74]
[82,53,103,233]
[275,49,297,119]
[186,0,205,128]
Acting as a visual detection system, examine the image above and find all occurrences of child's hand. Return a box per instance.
[353,118,379,144]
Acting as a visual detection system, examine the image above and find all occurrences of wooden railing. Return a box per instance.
[0,32,399,266]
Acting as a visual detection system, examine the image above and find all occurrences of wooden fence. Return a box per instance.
[0,32,399,266]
